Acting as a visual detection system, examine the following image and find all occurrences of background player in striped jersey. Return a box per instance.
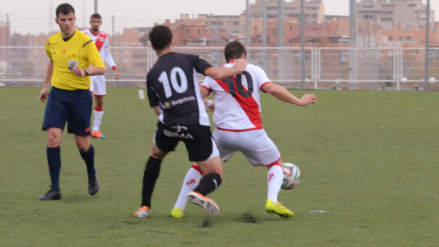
[170,41,316,218]
[82,14,121,139]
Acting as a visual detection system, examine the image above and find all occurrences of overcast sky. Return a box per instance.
[1,0,438,35]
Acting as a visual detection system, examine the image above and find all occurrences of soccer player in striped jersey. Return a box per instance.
[82,14,121,139]
[38,3,105,200]
[171,41,316,218]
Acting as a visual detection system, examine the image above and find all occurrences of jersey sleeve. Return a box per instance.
[84,39,105,68]
[103,37,116,68]
[255,66,272,91]
[45,41,52,61]
[189,55,212,75]
[146,73,160,108]
[201,76,215,92]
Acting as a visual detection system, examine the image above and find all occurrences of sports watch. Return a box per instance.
[84,69,89,76]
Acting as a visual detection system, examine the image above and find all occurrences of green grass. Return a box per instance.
[1,88,439,246]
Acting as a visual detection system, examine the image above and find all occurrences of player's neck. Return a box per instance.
[61,29,75,39]
[156,46,173,57]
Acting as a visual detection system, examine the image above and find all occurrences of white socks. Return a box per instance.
[93,109,104,132]
[267,164,283,203]
[173,164,203,211]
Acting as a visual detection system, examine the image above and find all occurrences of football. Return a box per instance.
[281,163,301,190]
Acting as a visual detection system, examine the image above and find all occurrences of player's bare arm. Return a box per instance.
[200,87,215,112]
[262,83,316,106]
[204,58,247,80]
[38,61,54,102]
[72,66,105,77]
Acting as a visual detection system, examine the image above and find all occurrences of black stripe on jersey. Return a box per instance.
[83,40,92,48]
[47,41,50,46]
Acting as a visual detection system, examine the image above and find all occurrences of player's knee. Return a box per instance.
[47,131,61,147]
[75,139,90,152]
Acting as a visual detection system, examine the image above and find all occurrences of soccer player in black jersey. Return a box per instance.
[134,25,246,218]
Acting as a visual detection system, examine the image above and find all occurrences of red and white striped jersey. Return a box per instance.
[201,63,272,131]
[82,29,116,68]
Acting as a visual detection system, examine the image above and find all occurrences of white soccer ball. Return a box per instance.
[281,163,301,190]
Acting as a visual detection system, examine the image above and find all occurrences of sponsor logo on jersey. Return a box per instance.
[161,96,196,109]
[163,129,193,139]
[171,96,196,106]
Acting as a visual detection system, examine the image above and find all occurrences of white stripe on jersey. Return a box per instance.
[193,68,210,126]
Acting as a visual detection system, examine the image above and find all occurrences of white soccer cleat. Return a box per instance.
[134,206,150,218]
[187,191,219,215]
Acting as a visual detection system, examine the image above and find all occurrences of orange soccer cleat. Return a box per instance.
[91,131,106,139]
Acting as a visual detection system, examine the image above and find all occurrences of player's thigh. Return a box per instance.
[42,87,68,131]
[183,125,219,162]
[212,129,238,162]
[239,130,281,166]
[91,75,106,96]
[153,122,180,154]
[67,89,93,136]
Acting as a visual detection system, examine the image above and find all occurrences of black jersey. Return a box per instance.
[147,52,212,126]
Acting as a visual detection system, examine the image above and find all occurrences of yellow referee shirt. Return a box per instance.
[45,30,105,91]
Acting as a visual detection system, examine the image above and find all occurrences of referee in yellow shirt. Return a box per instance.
[37,3,105,200]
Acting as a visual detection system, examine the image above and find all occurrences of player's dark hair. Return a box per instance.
[56,3,75,18]
[90,13,101,20]
[149,25,173,51]
[224,41,246,62]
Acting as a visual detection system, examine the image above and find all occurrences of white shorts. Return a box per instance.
[90,75,106,96]
[212,128,281,166]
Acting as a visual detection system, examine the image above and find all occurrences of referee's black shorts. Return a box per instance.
[154,121,216,162]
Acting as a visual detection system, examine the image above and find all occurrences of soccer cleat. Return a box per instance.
[39,188,62,200]
[265,199,294,218]
[134,206,150,218]
[170,208,184,218]
[187,191,219,215]
[91,131,106,139]
[88,175,99,195]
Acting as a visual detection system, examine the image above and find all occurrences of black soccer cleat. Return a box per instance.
[39,188,62,200]
[88,175,99,195]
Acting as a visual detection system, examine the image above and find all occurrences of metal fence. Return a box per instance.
[0,46,438,91]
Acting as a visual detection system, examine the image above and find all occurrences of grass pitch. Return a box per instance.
[1,88,439,246]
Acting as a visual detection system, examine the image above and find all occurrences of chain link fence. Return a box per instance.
[0,0,438,90]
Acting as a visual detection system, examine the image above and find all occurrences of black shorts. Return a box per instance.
[154,121,215,162]
[42,87,92,136]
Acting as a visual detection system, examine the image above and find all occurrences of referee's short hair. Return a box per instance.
[224,41,246,63]
[90,13,101,20]
[56,3,75,18]
[149,25,173,51]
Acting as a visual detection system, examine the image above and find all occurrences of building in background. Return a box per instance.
[246,0,325,24]
[357,0,434,25]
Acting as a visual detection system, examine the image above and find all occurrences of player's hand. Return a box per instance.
[233,58,247,73]
[114,70,121,79]
[298,94,316,106]
[72,67,85,77]
[38,87,49,103]
[204,99,215,112]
